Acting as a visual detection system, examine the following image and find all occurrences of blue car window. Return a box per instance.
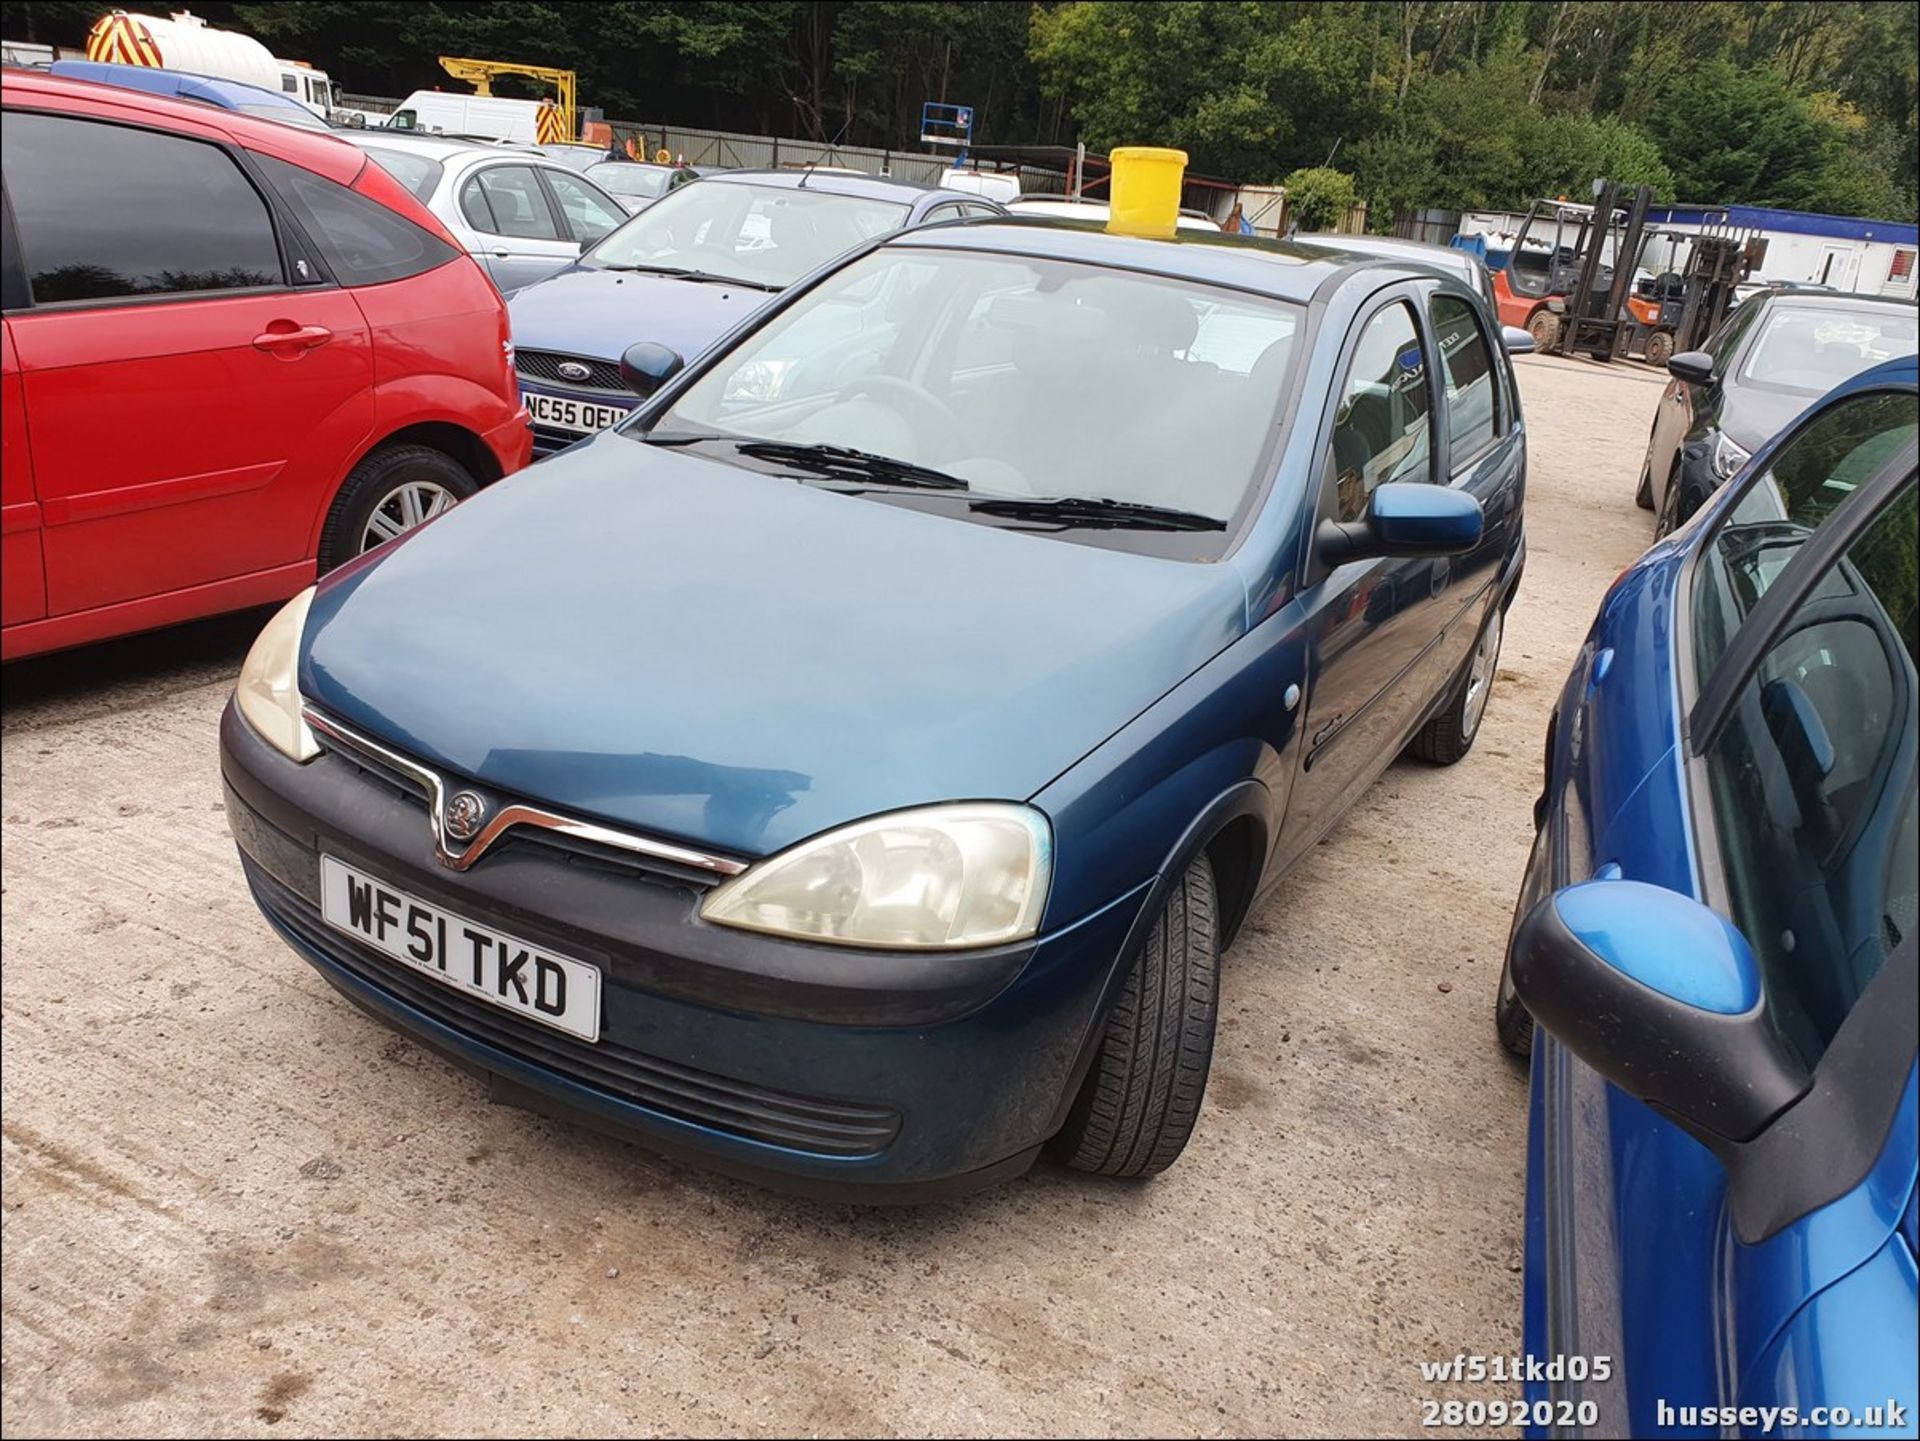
[1694,390,1919,678]
[1703,480,1917,1068]
[1325,301,1433,523]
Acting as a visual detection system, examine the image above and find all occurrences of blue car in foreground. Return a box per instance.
[223,218,1527,1198]
[1503,357,1917,1435]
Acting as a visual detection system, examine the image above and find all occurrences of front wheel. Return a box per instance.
[1526,310,1561,353]
[1643,330,1675,368]
[1052,854,1219,1179]
[1409,602,1504,765]
[318,444,479,573]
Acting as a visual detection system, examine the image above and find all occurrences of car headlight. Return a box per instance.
[236,587,320,763]
[1710,431,1752,481]
[700,803,1052,949]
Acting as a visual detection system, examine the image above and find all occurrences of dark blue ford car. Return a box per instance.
[1503,357,1916,1435]
[508,169,1004,455]
[223,219,1528,1199]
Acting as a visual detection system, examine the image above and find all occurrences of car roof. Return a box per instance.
[890,216,1430,305]
[699,168,935,201]
[1753,289,1918,314]
[0,67,364,184]
[47,59,310,116]
[336,130,501,160]
[1294,231,1476,271]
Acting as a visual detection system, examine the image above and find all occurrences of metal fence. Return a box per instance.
[1393,208,1462,244]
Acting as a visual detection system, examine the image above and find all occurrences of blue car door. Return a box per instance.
[1281,290,1450,857]
[1536,382,1918,1437]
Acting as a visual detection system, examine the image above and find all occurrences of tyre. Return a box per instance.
[317,444,479,574]
[1495,948,1535,1056]
[1495,821,1550,1058]
[1409,601,1504,765]
[1526,309,1561,353]
[1053,854,1219,1179]
[1634,456,1655,510]
[1643,330,1675,368]
[1654,460,1687,539]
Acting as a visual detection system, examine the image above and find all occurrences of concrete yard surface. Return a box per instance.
[2,355,1664,1438]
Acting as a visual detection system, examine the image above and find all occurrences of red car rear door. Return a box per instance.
[2,107,372,618]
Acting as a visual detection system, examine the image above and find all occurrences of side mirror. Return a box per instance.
[1500,324,1536,355]
[1667,350,1715,386]
[1511,880,1810,1154]
[619,341,685,399]
[1317,482,1483,566]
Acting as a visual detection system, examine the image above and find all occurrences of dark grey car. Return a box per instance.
[1639,290,1918,533]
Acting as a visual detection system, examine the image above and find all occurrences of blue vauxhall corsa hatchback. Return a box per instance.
[1501,357,1917,1435]
[222,218,1528,1199]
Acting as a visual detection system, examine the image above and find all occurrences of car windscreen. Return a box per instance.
[591,165,672,200]
[653,247,1302,544]
[581,181,910,289]
[1739,304,1919,395]
[360,146,444,202]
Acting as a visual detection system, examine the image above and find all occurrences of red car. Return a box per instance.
[0,71,531,661]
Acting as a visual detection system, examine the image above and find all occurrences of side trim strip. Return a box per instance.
[302,706,748,879]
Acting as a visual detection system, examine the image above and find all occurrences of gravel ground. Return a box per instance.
[1,354,1665,1439]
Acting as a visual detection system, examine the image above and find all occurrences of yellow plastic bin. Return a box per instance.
[1107,146,1189,239]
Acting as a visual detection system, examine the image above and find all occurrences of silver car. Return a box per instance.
[337,132,630,292]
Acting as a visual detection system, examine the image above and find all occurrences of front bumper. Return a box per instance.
[221,701,1149,1199]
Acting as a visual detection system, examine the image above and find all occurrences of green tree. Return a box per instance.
[1282,166,1359,230]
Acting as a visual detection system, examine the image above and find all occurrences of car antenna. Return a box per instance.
[798,117,854,189]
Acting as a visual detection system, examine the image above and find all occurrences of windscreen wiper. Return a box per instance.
[732,440,971,490]
[969,495,1227,531]
[597,262,776,291]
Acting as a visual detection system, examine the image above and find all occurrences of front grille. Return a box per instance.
[516,349,625,394]
[310,724,726,892]
[252,866,901,1158]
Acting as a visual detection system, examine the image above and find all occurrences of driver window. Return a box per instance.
[1703,480,1917,1070]
[1324,302,1432,523]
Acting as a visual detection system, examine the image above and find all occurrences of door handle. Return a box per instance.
[251,323,332,354]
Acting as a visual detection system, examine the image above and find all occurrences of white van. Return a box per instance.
[385,91,545,143]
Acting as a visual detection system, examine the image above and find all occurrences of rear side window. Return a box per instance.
[3,111,282,304]
[1703,480,1917,1069]
[360,146,443,203]
[1324,301,1432,522]
[542,169,625,245]
[1430,294,1499,462]
[461,166,560,240]
[255,153,457,287]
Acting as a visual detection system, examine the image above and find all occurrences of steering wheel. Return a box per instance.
[840,376,962,451]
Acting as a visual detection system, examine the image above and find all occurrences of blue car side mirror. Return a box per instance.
[1317,482,1483,566]
[620,341,685,399]
[1511,880,1811,1153]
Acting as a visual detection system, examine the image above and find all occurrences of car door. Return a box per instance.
[0,106,372,620]
[456,162,577,291]
[1279,292,1447,858]
[1544,386,1918,1436]
[1422,285,1523,682]
[1,317,44,630]
[537,167,627,253]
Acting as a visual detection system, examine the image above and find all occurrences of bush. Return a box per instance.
[1283,166,1360,232]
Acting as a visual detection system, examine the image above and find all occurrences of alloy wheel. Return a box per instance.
[1462,607,1503,740]
[360,481,456,554]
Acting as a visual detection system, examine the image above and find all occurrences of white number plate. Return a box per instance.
[319,855,601,1042]
[526,390,628,435]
